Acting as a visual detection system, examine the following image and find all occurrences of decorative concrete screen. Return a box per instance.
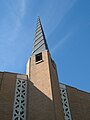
[60,84,72,120]
[12,75,27,120]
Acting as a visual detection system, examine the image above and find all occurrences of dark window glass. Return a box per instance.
[35,53,42,62]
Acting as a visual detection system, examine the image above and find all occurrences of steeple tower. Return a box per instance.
[32,17,49,55]
[26,17,64,120]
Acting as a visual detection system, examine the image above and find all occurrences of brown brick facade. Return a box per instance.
[27,50,64,120]
[49,55,64,120]
[0,72,17,120]
[66,85,90,120]
[0,69,90,120]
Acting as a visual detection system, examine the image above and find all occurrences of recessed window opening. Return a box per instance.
[35,53,42,62]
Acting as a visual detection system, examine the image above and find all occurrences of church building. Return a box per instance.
[0,17,90,120]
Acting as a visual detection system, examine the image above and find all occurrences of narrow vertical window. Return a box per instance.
[60,84,72,120]
[12,75,27,120]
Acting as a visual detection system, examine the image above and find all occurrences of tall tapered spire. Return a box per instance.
[32,17,49,55]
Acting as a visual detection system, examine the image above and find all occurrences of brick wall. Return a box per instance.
[67,85,90,120]
[27,50,64,120]
[0,72,17,120]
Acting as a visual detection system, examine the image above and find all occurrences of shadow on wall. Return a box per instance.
[27,81,56,120]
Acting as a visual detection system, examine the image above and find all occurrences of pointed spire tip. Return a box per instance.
[32,17,49,55]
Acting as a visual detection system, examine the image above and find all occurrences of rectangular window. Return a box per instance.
[35,53,42,62]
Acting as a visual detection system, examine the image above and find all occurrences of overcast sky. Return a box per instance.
[0,0,90,92]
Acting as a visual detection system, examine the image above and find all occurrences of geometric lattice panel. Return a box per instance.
[12,75,27,120]
[60,84,72,120]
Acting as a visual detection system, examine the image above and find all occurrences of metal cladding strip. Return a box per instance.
[60,84,72,120]
[32,17,49,55]
[12,75,27,120]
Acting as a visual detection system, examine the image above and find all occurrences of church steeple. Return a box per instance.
[26,17,64,120]
[32,17,49,55]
